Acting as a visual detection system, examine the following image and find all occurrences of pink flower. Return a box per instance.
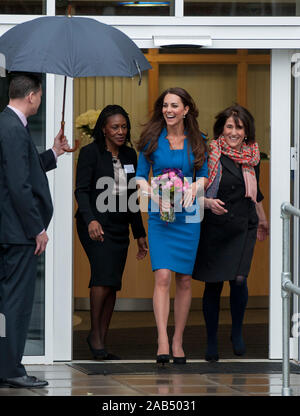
[174,178,183,189]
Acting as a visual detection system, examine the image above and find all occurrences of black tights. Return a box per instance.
[202,276,248,354]
[89,286,116,350]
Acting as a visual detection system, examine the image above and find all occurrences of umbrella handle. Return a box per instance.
[61,75,79,153]
[60,120,79,153]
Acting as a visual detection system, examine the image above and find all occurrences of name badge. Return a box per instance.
[124,164,135,174]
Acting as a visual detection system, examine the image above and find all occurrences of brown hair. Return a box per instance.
[213,104,256,144]
[9,72,42,99]
[136,87,207,170]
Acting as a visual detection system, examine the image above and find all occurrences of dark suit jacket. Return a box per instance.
[193,155,264,282]
[75,141,146,239]
[0,107,56,245]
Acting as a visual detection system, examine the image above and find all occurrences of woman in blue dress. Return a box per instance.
[136,87,208,364]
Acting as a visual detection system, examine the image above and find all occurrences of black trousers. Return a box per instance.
[0,244,37,379]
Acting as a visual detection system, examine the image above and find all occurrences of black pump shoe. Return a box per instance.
[173,356,186,365]
[156,354,170,365]
[86,336,108,359]
[205,352,219,362]
[103,352,121,360]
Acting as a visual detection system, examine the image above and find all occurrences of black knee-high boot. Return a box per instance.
[229,276,248,356]
[202,282,223,362]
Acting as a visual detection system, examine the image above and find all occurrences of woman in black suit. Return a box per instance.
[193,104,269,362]
[75,105,148,360]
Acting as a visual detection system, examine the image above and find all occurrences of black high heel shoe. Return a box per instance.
[173,356,186,365]
[103,352,121,360]
[86,336,108,360]
[156,354,170,365]
[205,352,219,362]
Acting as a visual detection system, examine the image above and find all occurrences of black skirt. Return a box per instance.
[76,213,130,291]
[192,209,258,283]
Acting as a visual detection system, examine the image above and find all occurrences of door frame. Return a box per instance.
[1,5,298,362]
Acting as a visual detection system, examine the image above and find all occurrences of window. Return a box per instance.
[184,1,300,17]
[0,0,46,14]
[56,0,174,16]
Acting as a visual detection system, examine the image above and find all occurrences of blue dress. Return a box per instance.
[136,128,208,275]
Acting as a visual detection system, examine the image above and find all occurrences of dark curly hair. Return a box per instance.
[92,104,132,152]
[213,104,256,144]
[136,87,207,170]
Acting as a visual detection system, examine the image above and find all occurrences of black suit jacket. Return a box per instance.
[203,155,263,226]
[75,141,146,239]
[193,155,264,282]
[0,107,56,245]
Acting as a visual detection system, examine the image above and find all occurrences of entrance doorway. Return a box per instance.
[72,48,270,360]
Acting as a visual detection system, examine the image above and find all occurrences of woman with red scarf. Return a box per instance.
[193,104,269,362]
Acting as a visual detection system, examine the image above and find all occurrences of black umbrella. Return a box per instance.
[0,14,151,151]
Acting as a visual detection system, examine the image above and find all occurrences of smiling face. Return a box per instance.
[222,116,246,151]
[162,93,189,128]
[103,114,128,150]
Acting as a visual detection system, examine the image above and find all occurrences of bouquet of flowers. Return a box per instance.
[151,168,190,223]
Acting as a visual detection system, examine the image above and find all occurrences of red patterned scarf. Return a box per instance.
[206,136,260,203]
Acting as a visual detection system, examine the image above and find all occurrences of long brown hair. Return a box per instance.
[136,87,207,169]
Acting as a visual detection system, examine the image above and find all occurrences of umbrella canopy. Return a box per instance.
[0,16,151,78]
[0,16,151,151]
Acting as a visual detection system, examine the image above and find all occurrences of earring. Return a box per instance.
[244,137,247,141]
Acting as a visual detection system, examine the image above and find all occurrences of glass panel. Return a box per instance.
[247,64,270,157]
[0,74,46,356]
[159,64,237,139]
[248,50,271,55]
[24,254,45,356]
[73,75,149,324]
[56,0,174,16]
[158,48,238,54]
[247,63,270,302]
[291,66,300,354]
[0,0,46,14]
[184,1,300,17]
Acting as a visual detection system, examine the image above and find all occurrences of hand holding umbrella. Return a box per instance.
[52,129,71,155]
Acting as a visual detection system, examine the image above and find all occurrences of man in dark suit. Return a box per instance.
[0,73,69,388]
